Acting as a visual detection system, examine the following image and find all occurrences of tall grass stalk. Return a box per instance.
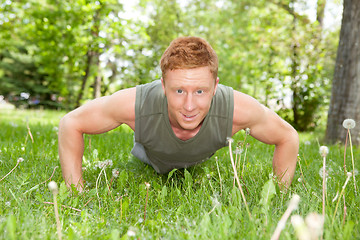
[320,146,329,221]
[332,172,352,225]
[227,138,252,220]
[347,130,357,193]
[0,158,23,182]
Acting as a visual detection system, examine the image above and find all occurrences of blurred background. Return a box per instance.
[0,0,343,132]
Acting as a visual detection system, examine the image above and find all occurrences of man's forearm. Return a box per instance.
[272,132,299,189]
[58,117,85,190]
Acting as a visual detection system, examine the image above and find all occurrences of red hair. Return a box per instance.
[160,36,218,80]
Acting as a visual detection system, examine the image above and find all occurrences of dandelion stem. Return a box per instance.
[52,193,62,240]
[96,166,106,208]
[271,194,300,240]
[26,123,34,143]
[332,173,352,224]
[241,144,248,176]
[215,157,223,195]
[343,130,349,175]
[144,182,150,221]
[322,155,326,220]
[0,161,20,182]
[348,131,357,193]
[228,139,252,220]
[342,195,347,225]
[44,202,82,212]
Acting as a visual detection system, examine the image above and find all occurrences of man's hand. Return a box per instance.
[232,90,299,189]
[58,88,136,190]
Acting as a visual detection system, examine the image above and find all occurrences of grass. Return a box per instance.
[0,108,359,239]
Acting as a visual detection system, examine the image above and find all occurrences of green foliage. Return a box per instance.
[0,0,340,125]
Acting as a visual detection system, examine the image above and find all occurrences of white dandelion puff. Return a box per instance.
[319,167,332,178]
[245,128,251,135]
[17,157,24,163]
[319,146,329,157]
[233,147,243,155]
[305,213,324,238]
[112,168,120,178]
[48,181,59,194]
[226,137,234,144]
[127,230,136,237]
[342,119,356,129]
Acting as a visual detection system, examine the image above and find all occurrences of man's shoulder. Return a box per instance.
[136,80,165,116]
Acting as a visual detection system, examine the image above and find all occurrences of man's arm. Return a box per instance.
[58,88,136,190]
[232,90,299,189]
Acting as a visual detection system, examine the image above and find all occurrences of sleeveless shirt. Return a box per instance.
[134,80,234,174]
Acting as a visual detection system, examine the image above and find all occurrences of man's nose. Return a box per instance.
[184,94,196,112]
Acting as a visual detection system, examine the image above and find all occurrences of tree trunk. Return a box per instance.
[93,55,102,99]
[316,0,326,28]
[326,0,360,145]
[76,51,93,108]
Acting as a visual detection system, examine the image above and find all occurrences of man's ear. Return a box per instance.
[214,77,219,95]
[161,77,166,95]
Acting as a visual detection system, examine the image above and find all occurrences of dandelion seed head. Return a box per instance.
[289,194,300,210]
[319,167,332,178]
[48,181,58,194]
[233,147,243,155]
[319,146,329,157]
[291,215,304,227]
[305,212,324,237]
[226,137,234,143]
[5,201,11,207]
[21,147,25,151]
[342,119,356,129]
[304,141,311,145]
[127,229,136,237]
[347,172,352,177]
[297,178,302,182]
[145,182,150,189]
[245,128,251,135]
[96,159,113,169]
[112,168,120,178]
[17,157,24,163]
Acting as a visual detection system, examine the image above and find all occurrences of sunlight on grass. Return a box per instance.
[0,109,359,239]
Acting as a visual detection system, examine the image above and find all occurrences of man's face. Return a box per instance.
[161,66,219,131]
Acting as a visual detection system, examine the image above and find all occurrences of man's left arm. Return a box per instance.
[232,91,299,189]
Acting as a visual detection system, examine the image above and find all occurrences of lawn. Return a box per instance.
[0,109,359,239]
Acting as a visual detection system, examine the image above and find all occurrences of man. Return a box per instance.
[58,36,299,191]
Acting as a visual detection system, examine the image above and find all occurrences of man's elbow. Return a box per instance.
[59,112,81,135]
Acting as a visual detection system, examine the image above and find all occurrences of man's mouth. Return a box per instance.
[182,113,198,120]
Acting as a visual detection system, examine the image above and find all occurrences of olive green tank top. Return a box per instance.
[134,80,234,174]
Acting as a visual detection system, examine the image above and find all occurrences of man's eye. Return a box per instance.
[196,90,203,94]
[177,89,183,94]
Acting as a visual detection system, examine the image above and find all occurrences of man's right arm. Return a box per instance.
[58,87,136,190]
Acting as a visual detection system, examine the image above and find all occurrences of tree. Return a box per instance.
[326,0,360,145]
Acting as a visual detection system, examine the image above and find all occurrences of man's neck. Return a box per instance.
[171,123,202,141]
